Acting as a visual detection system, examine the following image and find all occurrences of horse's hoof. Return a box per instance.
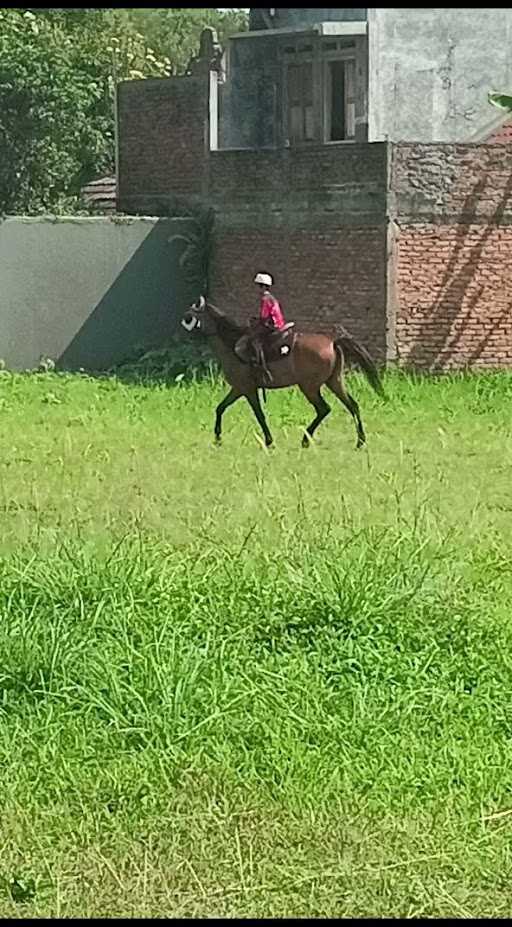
[301,437,310,449]
[356,438,366,449]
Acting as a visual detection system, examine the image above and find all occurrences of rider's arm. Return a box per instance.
[260,296,277,328]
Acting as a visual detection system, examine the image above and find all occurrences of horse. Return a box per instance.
[180,296,385,449]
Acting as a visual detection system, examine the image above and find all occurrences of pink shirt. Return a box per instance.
[260,292,286,329]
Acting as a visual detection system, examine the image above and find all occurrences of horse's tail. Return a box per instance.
[335,333,385,398]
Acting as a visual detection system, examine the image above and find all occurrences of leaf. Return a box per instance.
[488,92,512,112]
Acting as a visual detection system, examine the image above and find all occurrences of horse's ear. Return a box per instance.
[198,294,206,310]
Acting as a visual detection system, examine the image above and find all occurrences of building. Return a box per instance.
[80,175,116,213]
[116,9,512,371]
[221,7,512,150]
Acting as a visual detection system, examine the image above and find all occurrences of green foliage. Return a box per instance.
[488,92,512,112]
[110,336,218,385]
[126,8,248,76]
[0,8,248,215]
[0,9,167,213]
[169,207,215,297]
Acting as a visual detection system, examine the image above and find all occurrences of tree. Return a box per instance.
[0,8,248,215]
[0,9,170,213]
[124,8,248,75]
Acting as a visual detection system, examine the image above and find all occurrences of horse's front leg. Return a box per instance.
[246,390,273,447]
[214,388,240,444]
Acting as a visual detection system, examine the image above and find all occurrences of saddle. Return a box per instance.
[235,322,297,367]
[263,322,296,362]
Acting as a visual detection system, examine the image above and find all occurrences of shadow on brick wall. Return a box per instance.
[404,171,512,370]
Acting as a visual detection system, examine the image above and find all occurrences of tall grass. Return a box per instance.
[0,368,511,915]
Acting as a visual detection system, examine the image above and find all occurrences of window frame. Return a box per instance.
[282,43,316,147]
[286,60,315,144]
[281,37,359,147]
[321,43,357,145]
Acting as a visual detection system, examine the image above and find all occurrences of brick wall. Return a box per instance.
[209,145,389,360]
[486,120,512,144]
[390,143,512,370]
[117,76,209,215]
[210,228,386,358]
[116,70,512,373]
[117,75,388,359]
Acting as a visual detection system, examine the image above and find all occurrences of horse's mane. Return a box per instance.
[206,300,246,337]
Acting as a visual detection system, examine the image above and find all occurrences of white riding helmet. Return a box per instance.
[254,272,273,287]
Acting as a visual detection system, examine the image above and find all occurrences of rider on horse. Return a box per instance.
[235,272,287,384]
[256,272,286,331]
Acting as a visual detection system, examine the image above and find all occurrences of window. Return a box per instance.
[286,61,314,143]
[282,37,359,146]
[324,57,355,141]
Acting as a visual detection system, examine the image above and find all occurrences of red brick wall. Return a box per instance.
[390,143,512,370]
[209,145,389,361]
[211,228,386,360]
[395,224,512,370]
[486,120,512,145]
[117,81,388,360]
[117,76,209,214]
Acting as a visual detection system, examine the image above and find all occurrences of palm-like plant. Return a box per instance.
[169,206,214,298]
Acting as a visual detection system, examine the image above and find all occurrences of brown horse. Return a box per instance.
[181,296,384,449]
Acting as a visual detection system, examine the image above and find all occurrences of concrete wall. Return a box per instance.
[0,216,197,371]
[368,8,512,143]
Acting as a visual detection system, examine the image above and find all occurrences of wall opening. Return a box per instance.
[324,55,356,142]
[282,36,360,146]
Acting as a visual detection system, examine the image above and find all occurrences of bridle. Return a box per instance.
[182,295,225,337]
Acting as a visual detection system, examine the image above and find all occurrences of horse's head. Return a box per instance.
[181,295,217,336]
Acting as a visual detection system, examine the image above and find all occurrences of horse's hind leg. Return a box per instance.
[299,386,331,448]
[326,373,366,449]
[215,388,240,444]
[246,390,273,447]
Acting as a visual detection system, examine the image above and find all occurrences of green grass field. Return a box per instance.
[1,366,512,917]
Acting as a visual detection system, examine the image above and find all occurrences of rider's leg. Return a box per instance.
[255,339,273,384]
